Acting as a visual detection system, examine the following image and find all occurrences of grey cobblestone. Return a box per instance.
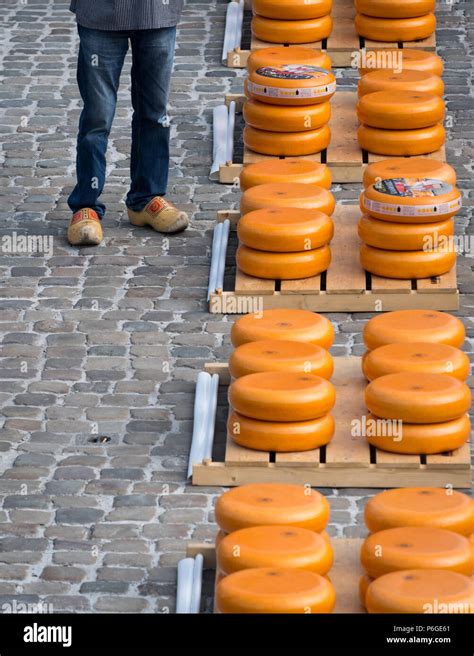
[0,0,472,614]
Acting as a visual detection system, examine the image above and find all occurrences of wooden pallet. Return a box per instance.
[192,357,471,488]
[187,538,365,614]
[227,0,436,68]
[209,205,459,314]
[220,92,446,184]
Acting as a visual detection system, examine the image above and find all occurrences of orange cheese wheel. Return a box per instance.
[229,340,334,379]
[238,208,334,252]
[360,244,456,280]
[361,527,474,579]
[244,98,331,133]
[355,13,436,42]
[252,15,333,46]
[367,569,474,614]
[216,567,336,613]
[361,179,462,222]
[358,70,444,98]
[365,412,471,455]
[357,91,444,130]
[217,527,334,547]
[365,372,471,424]
[240,160,331,191]
[229,372,336,421]
[365,488,474,536]
[231,309,334,349]
[253,0,333,20]
[237,244,331,280]
[363,158,456,188]
[247,47,331,74]
[358,215,454,251]
[244,125,331,157]
[241,183,335,216]
[217,525,333,576]
[355,0,435,18]
[358,123,445,156]
[359,49,443,77]
[359,574,373,607]
[362,343,470,382]
[215,483,330,533]
[228,410,335,452]
[247,64,336,106]
[364,310,465,351]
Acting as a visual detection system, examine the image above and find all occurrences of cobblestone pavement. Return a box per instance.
[0,0,472,613]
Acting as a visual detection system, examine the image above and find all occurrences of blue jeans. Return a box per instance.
[68,25,176,220]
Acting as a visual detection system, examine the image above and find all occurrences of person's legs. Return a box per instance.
[68,25,129,219]
[126,27,176,211]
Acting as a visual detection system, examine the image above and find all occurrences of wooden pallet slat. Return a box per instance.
[326,205,366,294]
[194,357,471,488]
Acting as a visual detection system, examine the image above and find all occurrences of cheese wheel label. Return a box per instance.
[364,178,462,218]
[249,67,336,101]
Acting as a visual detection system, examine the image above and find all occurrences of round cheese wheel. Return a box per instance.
[229,339,334,379]
[247,46,331,74]
[365,412,470,455]
[244,98,331,132]
[240,160,331,191]
[229,372,336,421]
[365,372,471,423]
[363,159,456,188]
[358,215,454,251]
[361,527,474,579]
[215,483,330,533]
[358,123,445,156]
[365,488,474,536]
[366,569,474,614]
[216,567,336,613]
[360,244,456,280]
[231,309,334,349]
[237,244,331,280]
[357,91,444,130]
[254,0,332,20]
[359,574,373,607]
[355,13,436,42]
[358,70,444,98]
[228,410,335,451]
[238,208,334,252]
[363,310,465,351]
[241,183,335,216]
[217,525,333,576]
[244,125,331,156]
[252,15,333,45]
[355,0,435,18]
[247,64,336,106]
[361,179,462,222]
[359,49,443,77]
[362,342,470,382]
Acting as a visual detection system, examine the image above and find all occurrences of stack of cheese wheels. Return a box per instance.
[237,183,335,280]
[244,47,335,157]
[228,310,335,452]
[214,484,336,613]
[359,487,474,613]
[358,176,461,280]
[361,311,470,455]
[355,0,436,43]
[251,0,333,45]
[357,45,445,156]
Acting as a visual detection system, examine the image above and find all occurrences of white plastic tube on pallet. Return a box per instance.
[207,218,230,300]
[176,554,204,614]
[187,371,220,479]
[222,0,244,64]
[210,105,228,181]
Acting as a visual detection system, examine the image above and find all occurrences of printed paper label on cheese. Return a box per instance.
[256,65,330,80]
[248,78,336,100]
[373,178,453,198]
